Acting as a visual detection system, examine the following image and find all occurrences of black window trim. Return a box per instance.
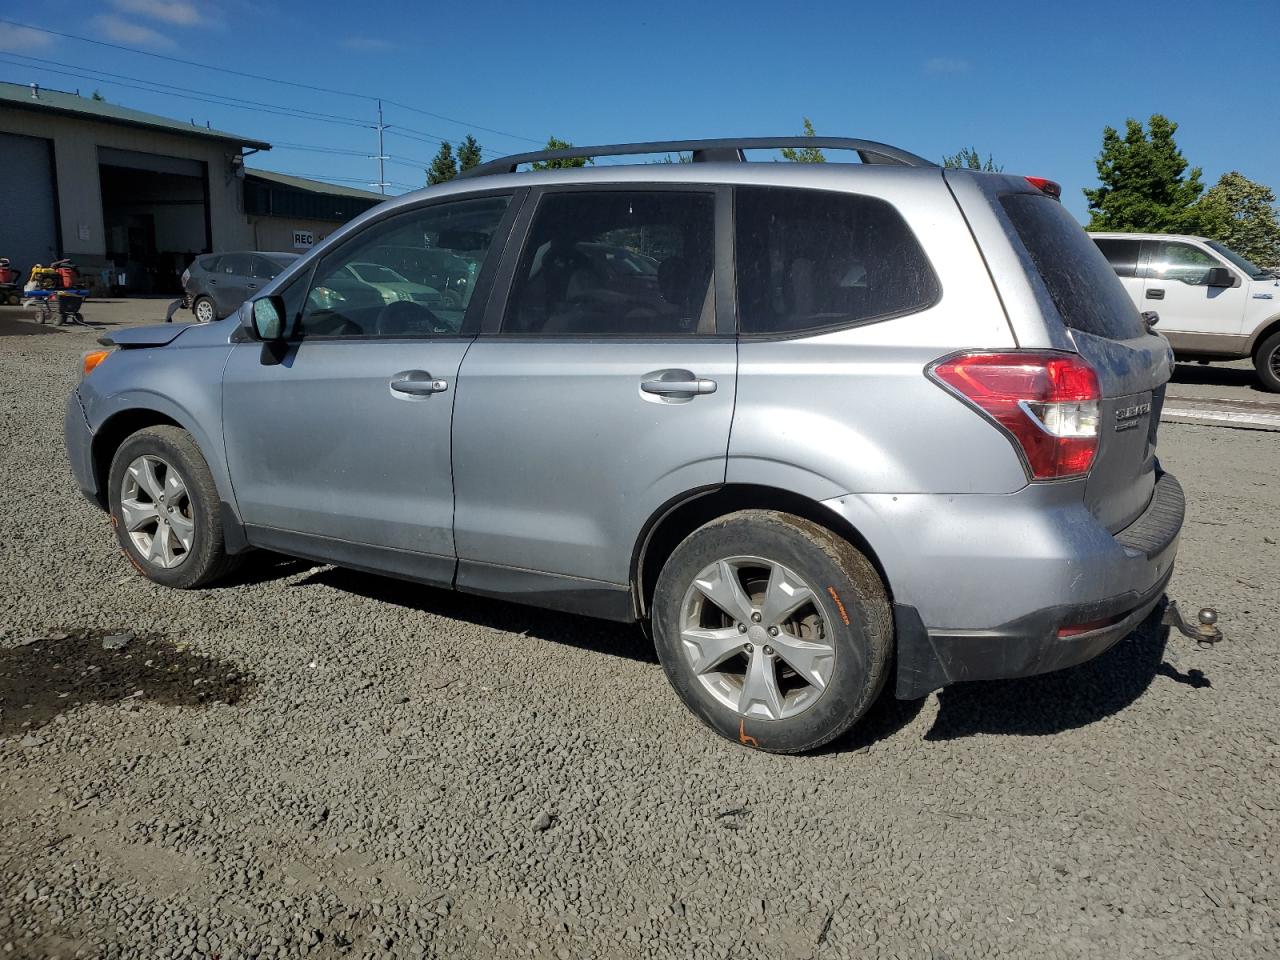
[283,187,527,343]
[732,184,944,342]
[480,182,736,340]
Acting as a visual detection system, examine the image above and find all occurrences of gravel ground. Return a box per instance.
[0,308,1277,960]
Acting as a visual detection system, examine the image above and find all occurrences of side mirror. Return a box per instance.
[247,296,288,341]
[1205,266,1236,288]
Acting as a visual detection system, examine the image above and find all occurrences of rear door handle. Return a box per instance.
[390,370,449,395]
[246,283,257,290]
[1146,288,1165,300]
[641,375,717,396]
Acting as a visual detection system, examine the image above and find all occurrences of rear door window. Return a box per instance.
[221,254,252,277]
[734,186,939,335]
[1000,193,1144,340]
[1092,237,1142,278]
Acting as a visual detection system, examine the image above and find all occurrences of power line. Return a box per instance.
[381,99,543,145]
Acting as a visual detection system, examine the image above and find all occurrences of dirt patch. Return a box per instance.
[0,628,253,736]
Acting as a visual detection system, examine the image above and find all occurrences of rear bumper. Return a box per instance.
[821,471,1184,699]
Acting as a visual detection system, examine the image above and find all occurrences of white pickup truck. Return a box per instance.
[1090,232,1280,391]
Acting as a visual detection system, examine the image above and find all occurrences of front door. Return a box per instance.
[222,193,517,583]
[1142,239,1247,336]
[451,187,736,607]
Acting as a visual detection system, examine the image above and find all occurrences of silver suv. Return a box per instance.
[64,137,1184,753]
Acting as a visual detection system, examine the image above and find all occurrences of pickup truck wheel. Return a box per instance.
[107,426,239,588]
[652,510,893,754]
[1254,329,1280,392]
[192,296,216,323]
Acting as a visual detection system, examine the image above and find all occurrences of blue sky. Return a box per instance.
[1,0,1276,222]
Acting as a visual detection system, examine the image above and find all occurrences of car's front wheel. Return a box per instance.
[652,510,893,754]
[192,295,216,324]
[107,426,238,588]
[1254,329,1280,393]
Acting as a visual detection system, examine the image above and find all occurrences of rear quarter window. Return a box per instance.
[734,186,940,335]
[1001,194,1144,340]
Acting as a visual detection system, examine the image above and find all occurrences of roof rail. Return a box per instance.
[457,137,936,178]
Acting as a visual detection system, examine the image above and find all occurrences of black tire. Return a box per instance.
[1254,329,1280,393]
[192,296,217,324]
[652,510,893,754]
[107,426,239,589]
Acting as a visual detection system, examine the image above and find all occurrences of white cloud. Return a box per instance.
[924,57,972,75]
[341,35,395,51]
[110,0,209,26]
[92,14,177,48]
[0,24,55,52]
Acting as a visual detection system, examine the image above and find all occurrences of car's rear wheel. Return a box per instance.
[1254,329,1280,393]
[107,426,238,588]
[652,510,893,754]
[192,296,216,323]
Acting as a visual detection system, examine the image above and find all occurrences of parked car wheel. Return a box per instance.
[652,510,893,754]
[192,296,217,324]
[1253,329,1280,393]
[107,426,239,588]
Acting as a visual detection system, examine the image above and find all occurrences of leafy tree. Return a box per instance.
[780,118,826,163]
[530,136,592,170]
[457,135,483,173]
[942,147,1001,171]
[1198,172,1280,268]
[427,141,457,185]
[1084,115,1208,233]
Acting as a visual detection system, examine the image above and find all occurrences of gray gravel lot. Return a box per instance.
[0,305,1277,960]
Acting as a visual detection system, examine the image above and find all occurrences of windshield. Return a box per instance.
[1205,241,1274,280]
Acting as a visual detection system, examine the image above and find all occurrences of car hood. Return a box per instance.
[98,323,193,348]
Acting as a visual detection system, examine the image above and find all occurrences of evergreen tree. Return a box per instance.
[1198,172,1280,269]
[1084,115,1207,232]
[780,118,826,163]
[457,135,483,173]
[427,142,457,185]
[942,147,1001,171]
[530,136,592,170]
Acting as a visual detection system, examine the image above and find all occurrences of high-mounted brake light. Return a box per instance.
[1025,176,1062,201]
[927,351,1100,481]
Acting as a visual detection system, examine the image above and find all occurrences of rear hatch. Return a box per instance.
[997,190,1170,532]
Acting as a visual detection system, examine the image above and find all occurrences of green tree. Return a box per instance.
[942,147,1001,171]
[1197,172,1280,269]
[780,117,826,163]
[530,136,592,170]
[457,135,483,173]
[1084,115,1208,233]
[427,141,457,185]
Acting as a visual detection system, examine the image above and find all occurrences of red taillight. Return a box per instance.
[927,351,1101,481]
[1025,176,1062,200]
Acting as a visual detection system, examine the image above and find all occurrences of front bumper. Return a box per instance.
[64,388,100,505]
[822,471,1185,699]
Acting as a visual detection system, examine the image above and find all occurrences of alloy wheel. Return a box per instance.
[119,455,194,569]
[195,300,214,323]
[678,556,835,721]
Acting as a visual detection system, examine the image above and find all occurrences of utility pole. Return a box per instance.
[371,98,389,194]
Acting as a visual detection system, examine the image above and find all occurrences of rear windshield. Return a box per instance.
[1001,193,1144,341]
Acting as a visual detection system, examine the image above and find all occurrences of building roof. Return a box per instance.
[244,168,385,201]
[0,81,272,150]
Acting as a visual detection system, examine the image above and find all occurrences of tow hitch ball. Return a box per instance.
[1162,600,1224,647]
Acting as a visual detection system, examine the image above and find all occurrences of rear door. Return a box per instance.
[451,186,736,611]
[1142,239,1247,336]
[222,193,518,581]
[999,191,1170,532]
[1091,236,1145,310]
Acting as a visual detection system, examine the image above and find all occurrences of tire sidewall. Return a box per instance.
[1255,331,1280,393]
[107,430,220,589]
[652,513,890,754]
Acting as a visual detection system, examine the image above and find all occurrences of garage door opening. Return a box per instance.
[99,147,211,295]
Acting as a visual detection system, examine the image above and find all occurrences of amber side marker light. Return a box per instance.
[82,350,111,377]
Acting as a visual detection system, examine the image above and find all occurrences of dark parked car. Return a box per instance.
[181,252,299,322]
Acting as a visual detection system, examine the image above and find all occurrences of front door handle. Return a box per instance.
[641,374,717,397]
[390,370,449,395]
[1146,288,1165,300]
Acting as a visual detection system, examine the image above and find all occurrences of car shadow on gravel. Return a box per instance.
[1,629,255,737]
[923,612,1200,740]
[295,568,660,663]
